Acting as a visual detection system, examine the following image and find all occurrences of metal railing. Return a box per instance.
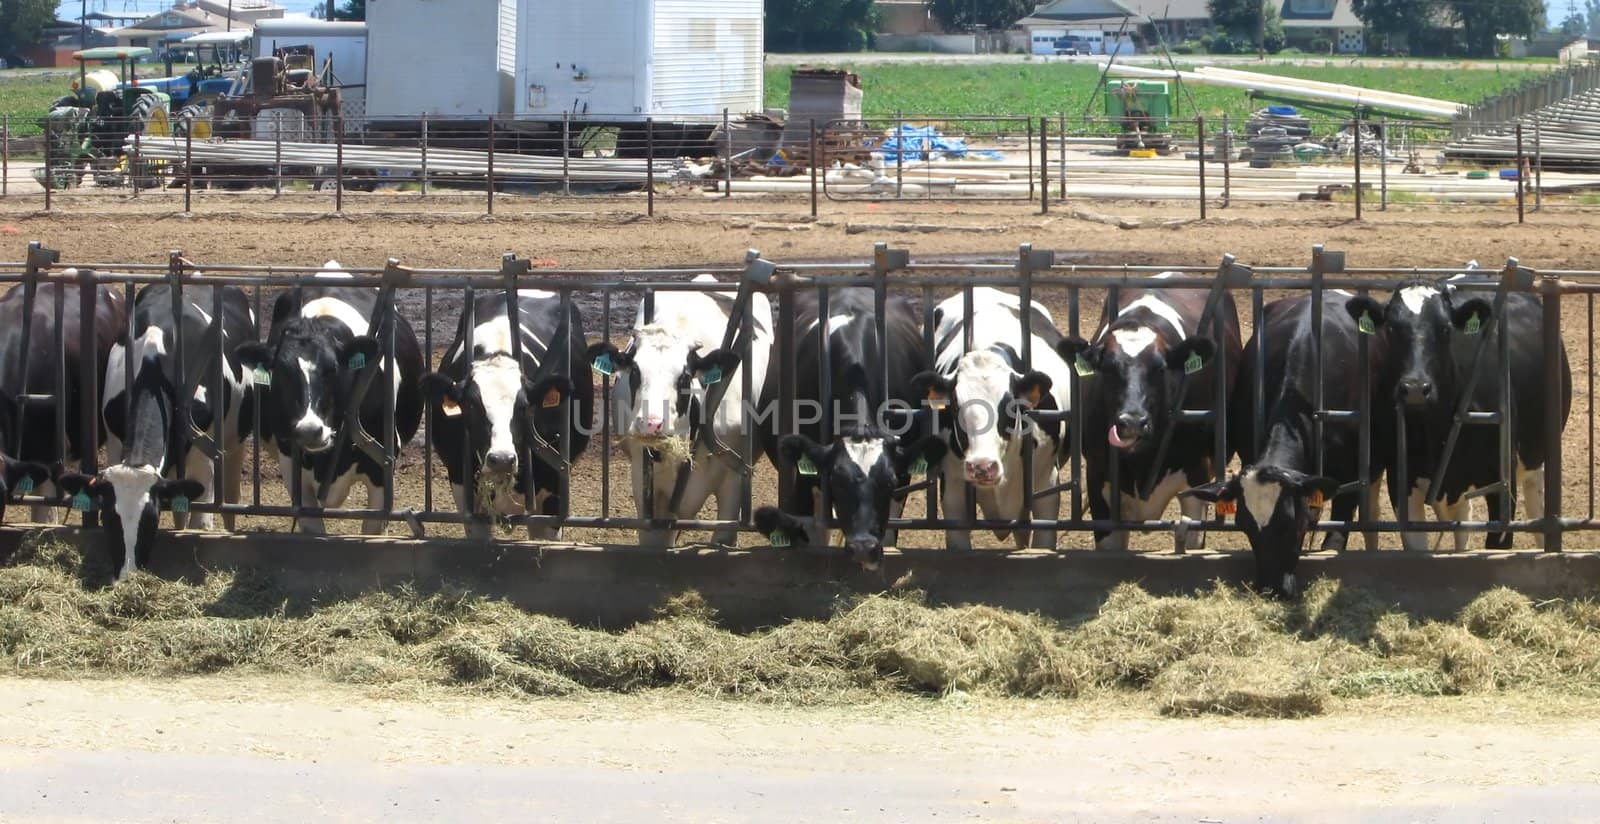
[1,241,1595,554]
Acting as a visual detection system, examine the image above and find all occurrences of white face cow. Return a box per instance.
[587,326,739,443]
[912,349,1056,488]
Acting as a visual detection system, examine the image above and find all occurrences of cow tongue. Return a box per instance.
[1108,424,1136,449]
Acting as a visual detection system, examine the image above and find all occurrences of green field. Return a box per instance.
[762,62,1540,128]
[0,73,66,138]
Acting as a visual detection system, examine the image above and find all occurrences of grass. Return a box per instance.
[4,535,1600,717]
[0,74,67,138]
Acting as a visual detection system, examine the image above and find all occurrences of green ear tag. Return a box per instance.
[1074,354,1095,377]
[911,457,928,477]
[591,353,615,376]
[171,495,189,514]
[1358,312,1376,336]
[769,530,792,548]
[252,366,272,387]
[15,477,34,494]
[71,491,93,512]
[1184,351,1204,375]
[1463,313,1482,336]
[701,365,723,386]
[347,352,367,371]
[797,455,818,476]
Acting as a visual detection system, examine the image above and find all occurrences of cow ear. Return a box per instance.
[1054,336,1091,361]
[909,371,954,408]
[893,435,946,478]
[189,400,215,434]
[154,478,205,506]
[1344,296,1386,330]
[1449,297,1492,332]
[342,336,380,370]
[1181,477,1240,503]
[777,434,826,468]
[419,371,460,403]
[1294,475,1341,505]
[1011,370,1053,408]
[585,341,631,372]
[55,472,101,500]
[754,506,808,548]
[235,342,274,371]
[691,348,740,378]
[526,375,574,412]
[4,460,50,493]
[1165,337,1216,372]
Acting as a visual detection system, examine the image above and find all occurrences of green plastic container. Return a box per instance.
[1104,81,1171,132]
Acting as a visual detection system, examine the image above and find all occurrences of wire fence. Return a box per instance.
[1,242,1595,557]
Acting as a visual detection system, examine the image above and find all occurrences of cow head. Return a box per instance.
[586,326,738,443]
[57,468,203,582]
[910,350,1054,488]
[754,428,946,570]
[236,326,379,454]
[103,327,218,472]
[1182,467,1338,598]
[420,357,575,481]
[1344,280,1490,417]
[1056,328,1215,453]
[0,454,50,523]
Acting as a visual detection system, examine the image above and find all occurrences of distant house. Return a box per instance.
[877,0,946,36]
[110,1,283,54]
[1016,0,1148,54]
[1278,0,1365,54]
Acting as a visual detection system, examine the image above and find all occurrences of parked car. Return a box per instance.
[1055,37,1092,56]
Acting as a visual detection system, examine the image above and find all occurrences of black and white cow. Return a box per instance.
[1343,275,1570,551]
[910,287,1073,552]
[1182,292,1391,597]
[585,274,771,548]
[0,277,125,523]
[753,288,947,569]
[57,283,257,581]
[1056,274,1241,551]
[420,290,593,540]
[235,262,425,534]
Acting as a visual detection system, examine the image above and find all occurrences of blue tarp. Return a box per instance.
[872,125,1004,163]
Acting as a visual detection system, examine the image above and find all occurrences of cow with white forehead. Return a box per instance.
[910,287,1073,552]
[58,283,256,581]
[1342,271,1570,551]
[420,290,593,540]
[585,274,771,548]
[1183,291,1391,597]
[753,288,947,569]
[235,262,425,534]
[1056,273,1241,551]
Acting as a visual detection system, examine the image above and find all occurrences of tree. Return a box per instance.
[0,0,55,56]
[1351,0,1439,51]
[1446,0,1545,55]
[332,0,366,21]
[765,0,877,51]
[1205,0,1285,52]
[1589,0,1600,34]
[1560,11,1586,35]
[925,0,1035,30]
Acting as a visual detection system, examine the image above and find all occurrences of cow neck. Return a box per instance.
[1257,389,1318,476]
[124,357,177,472]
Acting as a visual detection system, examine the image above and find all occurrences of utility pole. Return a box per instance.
[1258,0,1267,59]
[227,0,234,32]
[327,0,337,20]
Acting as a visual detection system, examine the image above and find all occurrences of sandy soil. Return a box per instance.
[1,198,1597,553]
[1,675,1598,822]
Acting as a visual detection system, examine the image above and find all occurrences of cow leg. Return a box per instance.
[106,432,123,467]
[181,448,217,532]
[1321,492,1358,553]
[453,482,491,542]
[1277,544,1301,599]
[221,446,244,532]
[1519,462,1545,549]
[710,467,743,548]
[940,460,974,553]
[670,453,735,547]
[1399,479,1430,552]
[31,479,58,525]
[1431,496,1470,552]
[1093,482,1129,552]
[1483,492,1512,551]
[629,446,670,550]
[1362,480,1383,551]
[361,478,388,536]
[1165,469,1206,552]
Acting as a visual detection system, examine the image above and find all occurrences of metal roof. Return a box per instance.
[182,30,253,45]
[1024,0,1150,23]
[73,46,155,61]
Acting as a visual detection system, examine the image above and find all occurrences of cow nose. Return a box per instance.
[484,450,517,473]
[294,421,327,444]
[964,457,1000,482]
[1399,378,1433,406]
[1117,411,1150,434]
[638,417,665,436]
[845,538,883,569]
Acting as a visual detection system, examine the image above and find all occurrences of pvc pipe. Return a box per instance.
[1100,64,1460,118]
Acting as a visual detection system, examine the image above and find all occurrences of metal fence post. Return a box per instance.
[1221,113,1230,208]
[274,125,283,196]
[808,118,818,219]
[420,113,429,197]
[894,110,904,197]
[76,267,100,525]
[1058,111,1067,205]
[1353,115,1362,220]
[560,112,569,197]
[334,116,344,214]
[1197,115,1206,220]
[131,125,140,198]
[3,113,10,199]
[1515,122,1525,224]
[723,108,732,199]
[184,120,193,213]
[646,117,655,218]
[1039,116,1049,214]
[1026,116,1035,202]
[1534,120,1542,212]
[1542,273,1563,552]
[1379,117,1388,211]
[486,114,496,216]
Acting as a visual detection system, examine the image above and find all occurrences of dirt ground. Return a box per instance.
[2,675,1598,822]
[2,197,1598,552]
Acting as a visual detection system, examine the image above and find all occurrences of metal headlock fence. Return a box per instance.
[1,241,1595,555]
[4,109,1594,222]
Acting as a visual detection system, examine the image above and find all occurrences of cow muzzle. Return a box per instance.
[1110,412,1150,450]
[963,457,1002,486]
[845,537,883,571]
[1398,378,1434,408]
[483,450,518,475]
[294,421,335,453]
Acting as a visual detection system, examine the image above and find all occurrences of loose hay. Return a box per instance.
[5,536,1600,713]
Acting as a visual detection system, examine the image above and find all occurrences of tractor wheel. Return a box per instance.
[126,94,171,189]
[174,97,217,140]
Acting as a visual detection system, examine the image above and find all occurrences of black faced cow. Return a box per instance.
[586,274,770,549]
[1182,291,1391,597]
[236,263,424,534]
[1056,273,1242,552]
[910,287,1073,552]
[420,290,593,541]
[0,277,125,523]
[58,283,257,581]
[753,288,946,569]
[1344,276,1570,551]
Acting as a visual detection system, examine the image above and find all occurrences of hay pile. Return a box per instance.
[4,536,1600,716]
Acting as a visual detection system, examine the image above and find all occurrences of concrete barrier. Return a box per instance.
[4,527,1599,629]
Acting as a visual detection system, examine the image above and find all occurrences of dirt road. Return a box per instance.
[2,676,1597,823]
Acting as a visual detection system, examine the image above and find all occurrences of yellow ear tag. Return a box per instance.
[1216,500,1237,517]
[1307,490,1326,509]
[925,388,948,410]
[440,398,463,418]
[542,388,563,409]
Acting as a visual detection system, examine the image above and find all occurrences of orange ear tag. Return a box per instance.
[1216,500,1237,517]
[542,388,563,409]
[1025,386,1042,407]
[926,388,948,410]
[440,398,463,418]
[1307,490,1326,509]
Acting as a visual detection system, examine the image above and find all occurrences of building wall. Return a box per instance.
[878,1,943,36]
